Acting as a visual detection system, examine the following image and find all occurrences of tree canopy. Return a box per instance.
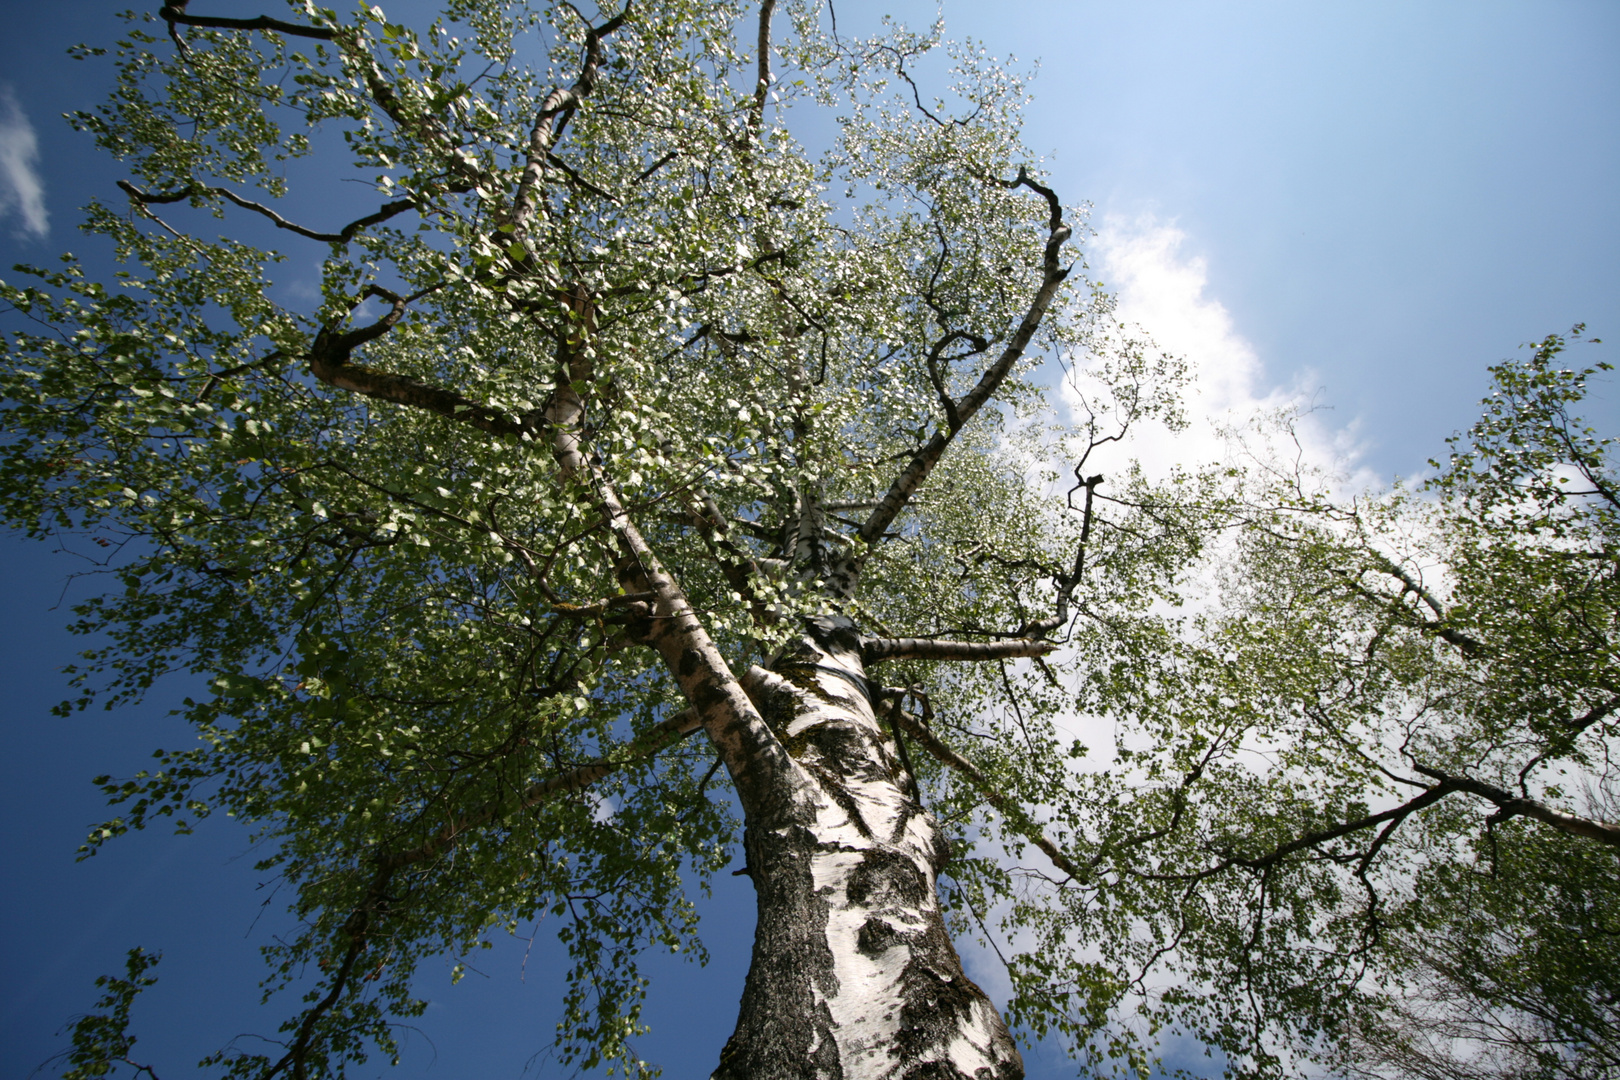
[2,2,1615,1078]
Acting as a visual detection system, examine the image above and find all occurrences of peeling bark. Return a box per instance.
[714,617,1022,1080]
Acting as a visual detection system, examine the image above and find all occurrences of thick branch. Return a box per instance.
[588,462,794,815]
[858,167,1072,548]
[1338,554,1485,657]
[307,287,531,438]
[160,1,336,41]
[506,4,631,237]
[749,0,778,134]
[1412,765,1620,848]
[862,637,1056,664]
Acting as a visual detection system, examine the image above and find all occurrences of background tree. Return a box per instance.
[1079,331,1619,1080]
[4,2,1616,1079]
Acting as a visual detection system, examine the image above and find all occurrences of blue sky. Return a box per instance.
[1,3,1616,1078]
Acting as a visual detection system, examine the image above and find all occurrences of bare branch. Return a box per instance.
[160,1,336,41]
[862,637,1056,664]
[119,180,416,244]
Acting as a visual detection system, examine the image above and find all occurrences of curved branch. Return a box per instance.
[260,862,393,1080]
[506,3,632,237]
[1130,783,1463,887]
[119,180,416,244]
[858,167,1072,549]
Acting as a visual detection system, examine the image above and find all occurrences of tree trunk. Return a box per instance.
[713,617,1023,1080]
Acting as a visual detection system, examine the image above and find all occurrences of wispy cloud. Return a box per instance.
[0,86,48,239]
[1071,214,1370,487]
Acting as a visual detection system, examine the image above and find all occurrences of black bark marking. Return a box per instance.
[857,915,906,957]
[895,958,1017,1080]
[715,621,1022,1078]
[846,846,931,910]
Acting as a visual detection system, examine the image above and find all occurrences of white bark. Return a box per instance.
[714,617,1022,1080]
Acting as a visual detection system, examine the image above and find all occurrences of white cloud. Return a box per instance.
[0,87,48,239]
[1037,213,1380,795]
[1068,214,1370,487]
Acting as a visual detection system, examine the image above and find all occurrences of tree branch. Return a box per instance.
[260,862,393,1080]
[749,0,778,135]
[586,460,794,814]
[862,637,1056,664]
[306,286,534,439]
[119,180,417,244]
[1154,783,1462,884]
[1334,550,1486,657]
[546,152,618,204]
[506,3,631,238]
[1411,764,1620,848]
[159,1,336,41]
[1022,470,1102,638]
[894,709,1084,882]
[857,166,1072,549]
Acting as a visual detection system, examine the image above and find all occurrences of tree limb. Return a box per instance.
[1411,764,1620,848]
[857,166,1072,550]
[749,0,778,135]
[1335,554,1485,658]
[586,460,794,815]
[119,180,417,244]
[1158,783,1462,883]
[160,1,336,41]
[862,637,1056,664]
[506,3,631,238]
[894,709,1084,882]
[306,286,533,439]
[1022,470,1102,638]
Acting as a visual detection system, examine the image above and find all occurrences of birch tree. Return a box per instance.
[6,3,1616,1080]
[3,2,1168,1076]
